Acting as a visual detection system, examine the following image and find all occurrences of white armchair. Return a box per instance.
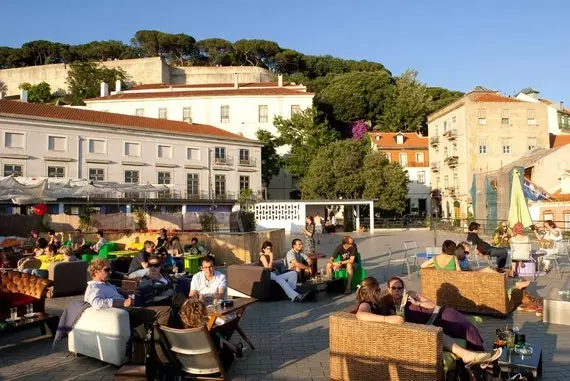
[68,307,130,366]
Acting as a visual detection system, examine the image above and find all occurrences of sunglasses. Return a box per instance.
[149,263,161,268]
[102,268,111,273]
[390,286,403,290]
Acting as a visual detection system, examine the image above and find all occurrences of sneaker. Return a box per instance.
[535,306,543,317]
[293,291,310,303]
[235,342,244,358]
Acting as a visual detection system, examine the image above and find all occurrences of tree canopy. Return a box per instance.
[19,81,52,103]
[256,129,282,188]
[66,62,127,105]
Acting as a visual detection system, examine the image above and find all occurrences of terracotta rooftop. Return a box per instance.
[87,87,313,101]
[129,82,294,90]
[550,190,570,202]
[471,93,522,103]
[0,100,257,143]
[539,98,570,115]
[369,132,428,149]
[550,134,570,148]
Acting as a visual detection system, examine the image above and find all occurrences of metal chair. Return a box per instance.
[510,241,537,280]
[386,244,413,280]
[403,240,419,273]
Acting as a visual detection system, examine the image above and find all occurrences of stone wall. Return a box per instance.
[169,66,273,85]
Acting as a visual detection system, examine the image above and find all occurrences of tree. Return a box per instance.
[233,39,281,69]
[0,81,7,95]
[376,69,431,133]
[67,62,127,105]
[256,129,282,189]
[70,40,133,61]
[274,49,304,74]
[21,40,69,65]
[362,153,409,213]
[301,140,408,213]
[317,71,395,124]
[426,87,464,114]
[196,38,234,66]
[273,107,341,179]
[19,81,52,103]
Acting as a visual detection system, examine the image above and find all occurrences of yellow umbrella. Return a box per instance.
[508,169,533,228]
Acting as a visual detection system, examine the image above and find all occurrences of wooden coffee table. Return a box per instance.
[0,312,59,338]
[207,298,257,350]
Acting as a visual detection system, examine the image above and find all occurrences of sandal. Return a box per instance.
[480,348,502,369]
[235,342,244,358]
[465,348,502,368]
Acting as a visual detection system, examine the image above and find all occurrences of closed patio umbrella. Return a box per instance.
[508,169,533,228]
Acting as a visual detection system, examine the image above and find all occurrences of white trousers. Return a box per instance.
[270,271,299,301]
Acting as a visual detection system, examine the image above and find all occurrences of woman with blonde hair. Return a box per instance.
[355,277,502,367]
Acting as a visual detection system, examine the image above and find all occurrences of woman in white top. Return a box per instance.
[533,220,563,272]
[509,222,531,276]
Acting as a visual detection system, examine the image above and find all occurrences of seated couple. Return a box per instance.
[19,245,77,278]
[356,276,502,368]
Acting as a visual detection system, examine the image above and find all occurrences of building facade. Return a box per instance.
[515,88,570,135]
[427,87,550,220]
[369,132,430,215]
[0,100,262,213]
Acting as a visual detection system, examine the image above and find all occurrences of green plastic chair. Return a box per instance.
[81,242,117,262]
[332,252,367,290]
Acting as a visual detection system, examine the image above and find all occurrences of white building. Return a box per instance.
[515,88,570,136]
[0,99,262,208]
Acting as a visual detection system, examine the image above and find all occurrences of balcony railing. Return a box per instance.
[430,136,439,147]
[238,157,257,167]
[431,161,440,172]
[445,156,458,167]
[213,156,234,166]
[446,187,457,197]
[444,129,458,140]
[88,188,240,201]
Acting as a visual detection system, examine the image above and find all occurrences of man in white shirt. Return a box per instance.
[189,255,226,301]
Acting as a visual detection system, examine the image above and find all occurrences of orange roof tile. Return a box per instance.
[129,82,293,90]
[550,134,570,148]
[540,98,570,115]
[88,87,313,101]
[550,190,570,202]
[471,93,522,103]
[0,100,257,143]
[369,132,428,149]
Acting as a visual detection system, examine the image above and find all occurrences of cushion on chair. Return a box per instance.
[332,252,367,290]
[1,292,37,307]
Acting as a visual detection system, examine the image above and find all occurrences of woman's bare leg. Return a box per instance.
[443,334,496,364]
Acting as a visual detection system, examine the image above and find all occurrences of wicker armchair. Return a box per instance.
[420,268,522,317]
[330,311,444,381]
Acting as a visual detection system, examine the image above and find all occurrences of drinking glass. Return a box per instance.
[396,306,405,318]
[26,303,33,315]
[10,307,17,320]
[505,332,516,351]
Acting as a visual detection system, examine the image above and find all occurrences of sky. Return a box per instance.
[2,0,569,102]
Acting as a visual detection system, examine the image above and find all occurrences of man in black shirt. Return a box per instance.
[326,236,359,295]
[466,222,508,269]
[128,240,155,275]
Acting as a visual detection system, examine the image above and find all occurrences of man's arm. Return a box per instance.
[189,275,199,298]
[85,286,129,310]
[329,246,341,263]
[216,275,227,299]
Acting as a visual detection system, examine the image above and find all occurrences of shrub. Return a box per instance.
[199,213,218,232]
[230,211,256,232]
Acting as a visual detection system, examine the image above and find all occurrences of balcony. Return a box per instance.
[238,157,257,167]
[430,136,439,147]
[431,161,440,172]
[445,156,458,168]
[213,156,234,167]
[444,129,458,140]
[446,187,457,197]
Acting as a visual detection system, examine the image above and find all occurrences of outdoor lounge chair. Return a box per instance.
[158,325,228,380]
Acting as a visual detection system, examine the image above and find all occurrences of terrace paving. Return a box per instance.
[1,230,569,380]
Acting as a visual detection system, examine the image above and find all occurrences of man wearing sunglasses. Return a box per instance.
[326,236,359,295]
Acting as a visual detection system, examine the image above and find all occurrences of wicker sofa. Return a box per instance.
[420,268,523,317]
[330,311,444,381]
[227,264,286,301]
[0,270,52,315]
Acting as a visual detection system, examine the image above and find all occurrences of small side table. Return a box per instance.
[497,344,542,380]
[307,253,327,275]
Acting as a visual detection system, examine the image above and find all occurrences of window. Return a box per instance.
[158,108,168,119]
[47,166,65,178]
[399,153,408,167]
[214,147,226,163]
[527,110,536,125]
[478,118,487,125]
[543,213,554,221]
[384,152,391,162]
[135,108,144,117]
[443,121,448,133]
[214,175,226,197]
[453,173,459,189]
[88,139,105,154]
[478,109,487,125]
[186,147,200,161]
[187,173,199,197]
[501,118,509,125]
[502,138,511,154]
[436,176,440,189]
[48,136,66,151]
[125,142,140,157]
[452,143,457,155]
[501,109,509,125]
[4,164,22,177]
[124,170,139,184]
[157,145,172,159]
[528,137,537,151]
[452,116,456,123]
[258,105,268,123]
[444,175,449,189]
[415,152,424,163]
[5,132,24,148]
[434,126,439,136]
[291,105,300,115]
[417,171,426,184]
[157,171,171,184]
[88,168,104,181]
[443,147,448,158]
[564,213,570,229]
[239,149,250,165]
[182,107,192,123]
[220,105,230,123]
[478,138,487,154]
[239,175,250,191]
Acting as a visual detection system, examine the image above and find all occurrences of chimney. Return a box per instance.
[560,101,564,110]
[0,91,4,100]
[100,82,109,97]
[20,89,28,103]
[115,80,122,93]
[233,73,239,89]
[278,74,283,87]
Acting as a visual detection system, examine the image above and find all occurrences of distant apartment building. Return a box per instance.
[77,75,314,200]
[369,132,430,215]
[0,99,262,214]
[427,86,550,220]
[515,88,570,135]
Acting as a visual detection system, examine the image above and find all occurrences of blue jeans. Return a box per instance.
[22,268,49,278]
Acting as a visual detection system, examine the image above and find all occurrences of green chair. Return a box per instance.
[332,252,367,290]
[184,254,205,274]
[81,242,117,262]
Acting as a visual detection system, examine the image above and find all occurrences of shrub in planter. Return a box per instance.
[199,212,218,232]
[230,211,256,232]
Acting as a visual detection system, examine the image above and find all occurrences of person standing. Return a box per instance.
[303,216,316,255]
[314,212,323,245]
